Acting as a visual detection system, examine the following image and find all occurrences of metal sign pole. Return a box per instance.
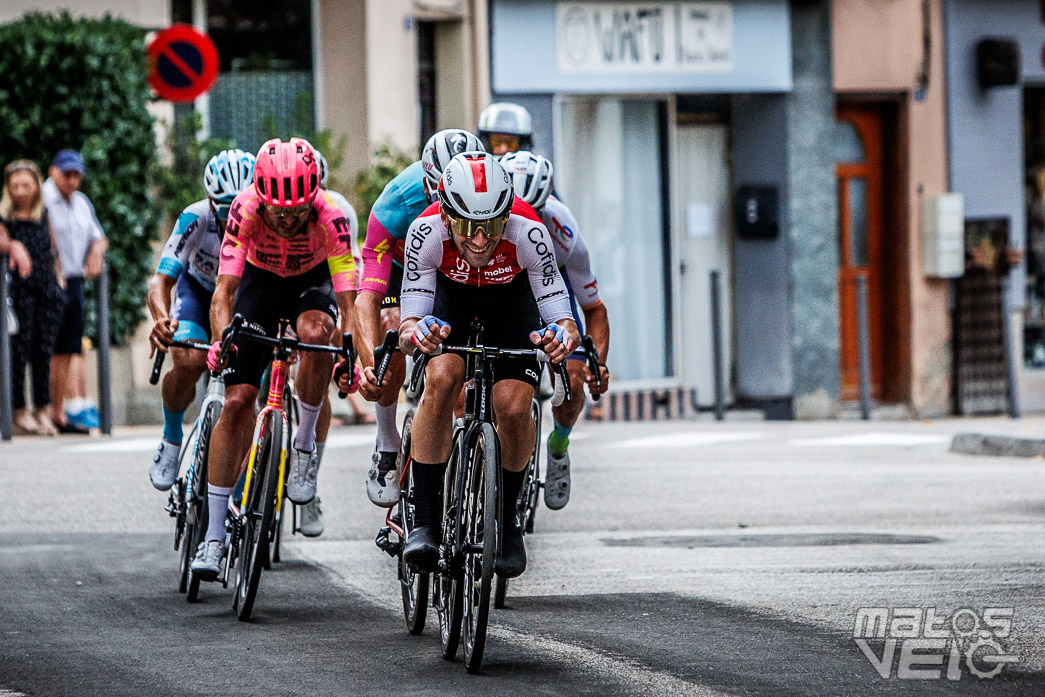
[96,261,112,435]
[856,274,872,420]
[710,270,725,421]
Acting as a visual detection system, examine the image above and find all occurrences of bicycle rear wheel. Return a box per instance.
[398,410,429,634]
[495,397,540,608]
[463,422,499,673]
[184,402,218,601]
[234,415,282,620]
[438,439,465,660]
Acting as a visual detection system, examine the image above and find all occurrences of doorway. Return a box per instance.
[835,104,886,401]
[675,118,734,405]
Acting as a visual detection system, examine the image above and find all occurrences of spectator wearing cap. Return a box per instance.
[43,149,107,434]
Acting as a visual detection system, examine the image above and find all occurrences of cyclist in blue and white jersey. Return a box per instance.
[500,151,611,510]
[354,128,484,507]
[146,149,255,490]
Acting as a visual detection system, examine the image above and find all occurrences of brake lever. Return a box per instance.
[373,330,399,387]
[335,332,355,398]
[581,335,602,402]
[149,349,166,385]
[409,348,432,395]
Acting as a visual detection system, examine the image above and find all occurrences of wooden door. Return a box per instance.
[836,105,884,401]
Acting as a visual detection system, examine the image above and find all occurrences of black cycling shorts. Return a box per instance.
[222,262,339,388]
[381,263,403,310]
[431,273,542,387]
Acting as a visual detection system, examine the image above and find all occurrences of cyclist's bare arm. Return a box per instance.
[147,273,178,352]
[210,273,240,341]
[335,289,356,340]
[354,291,384,368]
[583,302,609,362]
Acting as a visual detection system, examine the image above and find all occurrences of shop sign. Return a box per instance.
[556,2,733,74]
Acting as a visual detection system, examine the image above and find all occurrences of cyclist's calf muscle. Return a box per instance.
[410,353,465,464]
[208,384,258,488]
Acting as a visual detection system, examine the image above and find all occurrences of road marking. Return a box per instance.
[60,429,378,454]
[607,432,769,449]
[61,437,159,454]
[0,690,29,696]
[789,432,952,447]
[296,541,729,697]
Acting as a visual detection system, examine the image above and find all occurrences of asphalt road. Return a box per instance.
[3,415,1045,695]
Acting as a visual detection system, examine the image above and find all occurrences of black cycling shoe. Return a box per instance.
[495,521,527,578]
[403,525,441,572]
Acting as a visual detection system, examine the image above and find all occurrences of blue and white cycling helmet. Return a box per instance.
[421,129,485,188]
[500,151,554,211]
[316,150,330,188]
[204,149,255,205]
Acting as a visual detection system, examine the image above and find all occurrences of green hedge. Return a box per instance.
[0,11,161,344]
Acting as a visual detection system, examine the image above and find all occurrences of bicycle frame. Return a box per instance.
[240,355,291,518]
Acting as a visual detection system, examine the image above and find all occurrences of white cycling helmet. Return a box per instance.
[500,151,553,211]
[204,149,255,204]
[316,150,330,188]
[438,153,514,238]
[421,129,485,188]
[477,102,533,151]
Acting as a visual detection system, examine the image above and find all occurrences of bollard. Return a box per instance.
[96,260,113,435]
[1002,275,1020,419]
[856,274,872,420]
[710,270,725,421]
[0,258,11,441]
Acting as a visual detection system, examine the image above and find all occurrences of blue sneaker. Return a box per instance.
[85,405,101,428]
[66,408,94,430]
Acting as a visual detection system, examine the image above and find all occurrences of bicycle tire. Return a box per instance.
[398,411,429,634]
[438,438,465,660]
[185,402,217,602]
[463,422,499,673]
[496,397,540,609]
[235,415,282,620]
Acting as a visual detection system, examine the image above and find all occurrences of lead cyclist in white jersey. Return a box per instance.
[399,153,579,577]
[500,151,610,510]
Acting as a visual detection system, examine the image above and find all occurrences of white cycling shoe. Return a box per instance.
[298,497,324,537]
[366,451,401,508]
[287,448,320,504]
[150,441,180,491]
[544,448,571,510]
[190,540,225,582]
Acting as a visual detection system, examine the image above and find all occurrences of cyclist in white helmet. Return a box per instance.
[399,152,578,577]
[501,150,610,510]
[477,102,533,156]
[147,149,255,490]
[355,128,484,508]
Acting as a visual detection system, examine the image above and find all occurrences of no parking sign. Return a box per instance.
[147,25,219,102]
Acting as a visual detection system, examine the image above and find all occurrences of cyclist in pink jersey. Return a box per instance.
[191,137,358,581]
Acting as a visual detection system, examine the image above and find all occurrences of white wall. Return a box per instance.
[0,0,169,27]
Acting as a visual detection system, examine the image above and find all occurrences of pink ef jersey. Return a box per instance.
[219,188,357,293]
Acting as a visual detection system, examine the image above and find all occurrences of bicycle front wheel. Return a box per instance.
[463,422,499,674]
[235,414,282,621]
[185,402,218,602]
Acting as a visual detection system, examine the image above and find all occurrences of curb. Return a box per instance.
[950,433,1045,458]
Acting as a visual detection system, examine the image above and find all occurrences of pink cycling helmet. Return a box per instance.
[253,137,320,207]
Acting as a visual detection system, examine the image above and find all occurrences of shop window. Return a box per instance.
[557,98,669,380]
[418,21,437,147]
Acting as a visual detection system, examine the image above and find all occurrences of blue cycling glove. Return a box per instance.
[412,315,450,345]
[530,323,573,353]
